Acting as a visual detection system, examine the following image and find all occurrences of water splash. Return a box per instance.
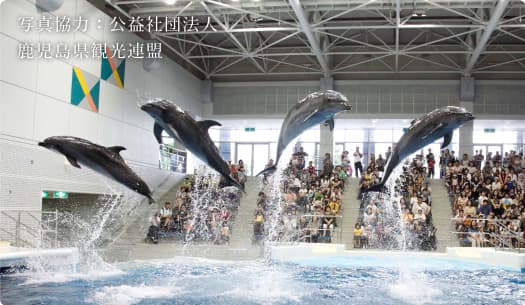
[21,186,145,283]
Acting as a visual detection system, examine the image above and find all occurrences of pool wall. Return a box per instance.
[446,247,525,272]
[270,243,525,272]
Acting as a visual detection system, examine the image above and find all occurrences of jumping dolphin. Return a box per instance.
[140,99,244,191]
[38,136,154,204]
[256,90,352,177]
[366,106,474,193]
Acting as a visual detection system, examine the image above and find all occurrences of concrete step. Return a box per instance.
[430,179,458,252]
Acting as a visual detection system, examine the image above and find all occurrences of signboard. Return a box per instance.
[53,191,68,199]
[244,127,255,132]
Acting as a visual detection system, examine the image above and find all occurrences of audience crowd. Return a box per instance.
[146,165,244,244]
[147,140,525,251]
[253,147,347,243]
[446,149,525,248]
[354,149,437,251]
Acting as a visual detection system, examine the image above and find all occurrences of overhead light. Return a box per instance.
[164,0,176,4]
[412,9,427,17]
[371,119,378,124]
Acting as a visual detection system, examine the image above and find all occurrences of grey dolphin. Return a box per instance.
[140,99,244,191]
[256,90,352,176]
[38,136,155,203]
[366,106,474,193]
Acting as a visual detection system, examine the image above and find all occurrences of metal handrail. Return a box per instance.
[264,214,344,244]
[449,217,524,253]
[0,210,59,248]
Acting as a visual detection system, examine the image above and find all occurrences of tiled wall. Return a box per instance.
[0,0,200,240]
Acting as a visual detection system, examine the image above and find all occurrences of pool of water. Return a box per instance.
[1,255,524,305]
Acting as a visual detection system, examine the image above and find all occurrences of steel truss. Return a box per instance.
[104,0,525,80]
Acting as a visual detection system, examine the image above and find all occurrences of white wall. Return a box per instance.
[0,0,202,242]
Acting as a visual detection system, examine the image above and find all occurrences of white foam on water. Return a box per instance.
[89,284,183,305]
[220,267,310,305]
[21,268,124,285]
[387,268,442,305]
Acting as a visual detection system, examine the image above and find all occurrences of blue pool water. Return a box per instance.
[1,255,524,305]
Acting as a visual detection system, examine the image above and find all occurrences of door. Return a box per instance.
[235,143,270,176]
[253,144,270,176]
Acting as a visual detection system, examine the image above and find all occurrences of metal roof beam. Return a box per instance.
[464,0,511,75]
[200,1,266,73]
[289,0,331,77]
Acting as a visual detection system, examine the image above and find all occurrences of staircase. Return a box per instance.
[430,179,458,252]
[340,178,362,249]
[101,177,265,262]
[230,177,261,248]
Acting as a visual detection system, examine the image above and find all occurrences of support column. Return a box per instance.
[201,79,214,116]
[459,101,474,158]
[364,128,375,168]
[319,77,334,161]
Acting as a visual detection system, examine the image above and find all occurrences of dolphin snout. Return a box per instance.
[38,142,47,147]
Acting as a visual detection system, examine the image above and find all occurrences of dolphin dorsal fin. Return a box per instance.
[197,120,221,131]
[108,146,126,154]
[154,122,164,144]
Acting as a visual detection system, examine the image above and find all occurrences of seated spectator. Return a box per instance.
[353,223,363,248]
[146,212,161,243]
[413,208,427,224]
[160,202,173,231]
[477,199,492,217]
[463,200,477,217]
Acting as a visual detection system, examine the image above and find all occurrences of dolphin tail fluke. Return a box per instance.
[227,176,246,194]
[146,194,155,205]
[256,165,277,177]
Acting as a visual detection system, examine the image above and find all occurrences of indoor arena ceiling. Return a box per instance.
[97,0,525,81]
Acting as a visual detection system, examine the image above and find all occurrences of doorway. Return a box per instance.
[235,143,270,176]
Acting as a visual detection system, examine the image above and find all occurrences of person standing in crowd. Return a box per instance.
[385,146,392,161]
[296,146,308,170]
[426,148,435,178]
[353,147,363,178]
[376,154,385,173]
[322,153,334,177]
[342,151,351,176]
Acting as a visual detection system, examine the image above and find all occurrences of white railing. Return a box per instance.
[0,210,59,248]
[159,144,186,173]
[450,218,524,253]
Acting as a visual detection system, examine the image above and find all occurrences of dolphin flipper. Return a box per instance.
[325,117,335,131]
[153,122,164,144]
[197,120,222,131]
[256,165,277,177]
[303,109,319,123]
[441,132,453,149]
[66,156,81,168]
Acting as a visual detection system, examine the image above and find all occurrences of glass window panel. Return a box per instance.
[253,144,270,176]
[208,128,220,142]
[393,130,404,142]
[373,129,393,142]
[346,129,365,142]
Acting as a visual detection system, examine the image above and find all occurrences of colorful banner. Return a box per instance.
[70,67,100,113]
[101,47,126,89]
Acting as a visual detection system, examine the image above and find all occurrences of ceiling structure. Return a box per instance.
[99,0,525,81]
